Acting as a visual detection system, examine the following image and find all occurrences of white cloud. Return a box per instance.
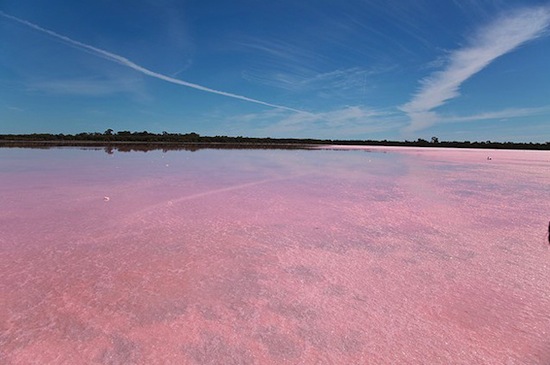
[401,6,550,132]
[238,36,394,99]
[0,11,303,113]
[28,77,145,97]
[440,106,549,123]
[7,106,24,111]
[224,106,402,138]
[242,67,388,100]
[237,38,324,67]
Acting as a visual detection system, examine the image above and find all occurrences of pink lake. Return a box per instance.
[1,146,549,364]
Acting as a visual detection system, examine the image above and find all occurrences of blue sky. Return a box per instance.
[1,0,549,142]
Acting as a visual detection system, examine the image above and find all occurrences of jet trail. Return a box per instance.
[0,11,305,113]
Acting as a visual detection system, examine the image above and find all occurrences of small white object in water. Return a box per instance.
[104,196,110,202]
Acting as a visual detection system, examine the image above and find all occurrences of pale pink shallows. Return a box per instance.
[1,146,549,364]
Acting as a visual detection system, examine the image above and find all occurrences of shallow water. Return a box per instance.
[1,146,549,364]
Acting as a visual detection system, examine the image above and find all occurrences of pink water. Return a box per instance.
[1,146,549,364]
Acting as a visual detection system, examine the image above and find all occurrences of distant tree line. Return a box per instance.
[0,131,549,150]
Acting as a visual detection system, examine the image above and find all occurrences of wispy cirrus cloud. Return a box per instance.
[0,11,303,113]
[27,77,146,97]
[401,6,550,133]
[242,66,391,100]
[237,36,393,99]
[440,106,550,124]
[237,38,326,68]
[223,106,402,138]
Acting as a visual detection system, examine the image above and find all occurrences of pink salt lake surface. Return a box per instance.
[1,146,549,364]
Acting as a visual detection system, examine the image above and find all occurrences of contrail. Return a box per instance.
[0,11,305,113]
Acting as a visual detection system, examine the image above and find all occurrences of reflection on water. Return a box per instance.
[0,142,315,154]
[1,147,549,364]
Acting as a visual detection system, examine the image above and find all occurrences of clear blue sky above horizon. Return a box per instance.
[1,0,549,142]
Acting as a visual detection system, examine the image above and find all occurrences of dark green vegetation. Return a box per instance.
[1,131,549,152]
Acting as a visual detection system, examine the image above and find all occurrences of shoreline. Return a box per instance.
[1,139,550,152]
[0,140,317,151]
